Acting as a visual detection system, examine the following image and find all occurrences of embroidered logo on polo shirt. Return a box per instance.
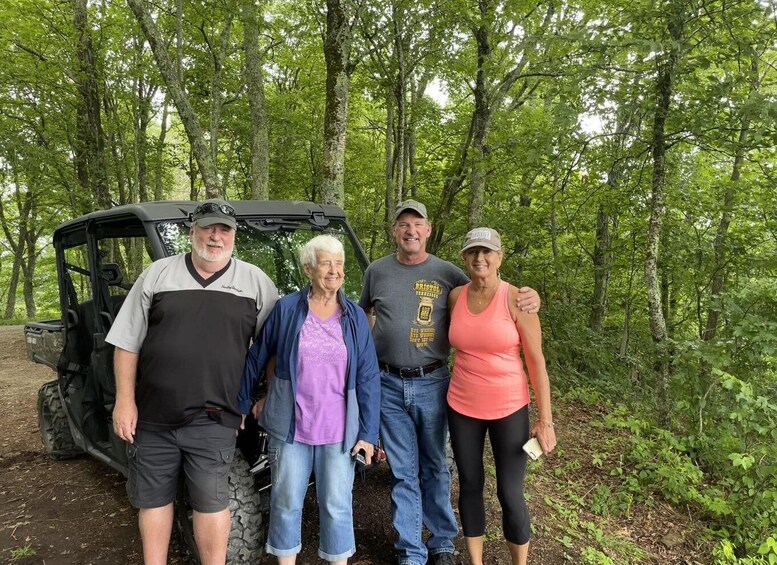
[221,284,244,293]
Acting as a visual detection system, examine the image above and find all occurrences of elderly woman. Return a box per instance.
[447,228,556,565]
[238,234,381,565]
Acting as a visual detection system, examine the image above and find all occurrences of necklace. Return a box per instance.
[469,282,498,307]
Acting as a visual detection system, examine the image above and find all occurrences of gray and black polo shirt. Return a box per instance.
[107,253,278,431]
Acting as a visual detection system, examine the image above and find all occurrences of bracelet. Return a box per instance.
[539,420,554,428]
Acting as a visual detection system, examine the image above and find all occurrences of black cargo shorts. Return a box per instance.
[126,413,236,512]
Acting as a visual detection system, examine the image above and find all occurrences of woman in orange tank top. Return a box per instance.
[447,227,556,565]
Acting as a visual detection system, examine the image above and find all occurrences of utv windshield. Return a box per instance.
[157,218,366,300]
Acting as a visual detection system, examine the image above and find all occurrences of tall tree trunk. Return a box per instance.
[0,167,24,318]
[407,74,429,197]
[645,5,683,423]
[590,203,612,332]
[429,0,552,250]
[550,175,559,260]
[695,58,757,435]
[391,2,407,202]
[1,156,35,318]
[189,150,198,200]
[703,61,756,341]
[3,251,22,319]
[127,0,221,197]
[512,188,533,284]
[466,1,553,228]
[154,98,169,200]
[590,106,634,333]
[176,0,183,80]
[74,0,111,209]
[620,231,638,357]
[207,17,234,180]
[661,262,672,335]
[384,86,395,224]
[620,299,632,357]
[104,92,129,205]
[21,220,38,319]
[321,0,354,206]
[134,55,152,203]
[13,178,38,318]
[468,3,493,228]
[241,0,270,199]
[428,114,475,253]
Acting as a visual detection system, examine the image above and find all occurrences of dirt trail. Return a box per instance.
[0,326,163,564]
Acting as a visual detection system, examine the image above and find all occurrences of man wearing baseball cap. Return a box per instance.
[107,197,278,564]
[360,200,540,565]
[190,198,238,230]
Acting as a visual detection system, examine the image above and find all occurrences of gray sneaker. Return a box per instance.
[432,552,456,565]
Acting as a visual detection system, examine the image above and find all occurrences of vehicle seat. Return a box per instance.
[91,294,127,405]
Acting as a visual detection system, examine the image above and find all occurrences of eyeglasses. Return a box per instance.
[192,202,236,217]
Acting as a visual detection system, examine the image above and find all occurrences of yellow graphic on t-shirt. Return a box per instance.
[416,297,434,325]
[411,280,442,347]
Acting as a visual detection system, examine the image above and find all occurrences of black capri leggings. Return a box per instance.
[447,404,531,545]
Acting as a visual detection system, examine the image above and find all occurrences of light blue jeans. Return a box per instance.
[380,365,458,565]
[266,437,356,562]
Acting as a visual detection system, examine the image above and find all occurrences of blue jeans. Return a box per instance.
[380,366,458,565]
[266,437,356,561]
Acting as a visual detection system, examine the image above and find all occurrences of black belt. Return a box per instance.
[380,359,445,378]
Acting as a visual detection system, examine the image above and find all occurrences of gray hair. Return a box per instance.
[298,234,345,268]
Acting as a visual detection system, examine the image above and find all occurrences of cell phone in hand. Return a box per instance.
[355,450,367,466]
[522,437,544,460]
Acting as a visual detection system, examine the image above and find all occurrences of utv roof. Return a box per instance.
[53,200,351,252]
[54,200,348,232]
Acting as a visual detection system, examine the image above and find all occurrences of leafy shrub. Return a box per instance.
[714,538,777,564]
[700,371,777,552]
[580,546,615,565]
[604,382,777,559]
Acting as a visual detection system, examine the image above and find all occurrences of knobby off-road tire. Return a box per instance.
[38,381,82,460]
[176,450,267,564]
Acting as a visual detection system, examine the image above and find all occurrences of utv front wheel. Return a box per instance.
[38,381,82,459]
[176,450,267,564]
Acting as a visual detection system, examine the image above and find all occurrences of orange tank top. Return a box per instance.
[447,281,529,419]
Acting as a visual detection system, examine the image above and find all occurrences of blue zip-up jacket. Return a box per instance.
[238,286,381,450]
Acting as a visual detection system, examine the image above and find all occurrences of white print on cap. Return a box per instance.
[469,229,492,240]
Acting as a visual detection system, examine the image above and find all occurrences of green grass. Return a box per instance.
[0,317,32,326]
[9,545,37,560]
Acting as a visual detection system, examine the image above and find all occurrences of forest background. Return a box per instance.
[0,0,776,563]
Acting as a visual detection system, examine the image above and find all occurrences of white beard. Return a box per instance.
[192,238,228,262]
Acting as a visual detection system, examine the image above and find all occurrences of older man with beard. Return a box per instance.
[107,198,278,565]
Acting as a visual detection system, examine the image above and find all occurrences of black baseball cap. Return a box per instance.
[191,199,237,230]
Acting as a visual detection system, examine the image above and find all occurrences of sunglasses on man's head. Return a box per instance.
[192,202,236,217]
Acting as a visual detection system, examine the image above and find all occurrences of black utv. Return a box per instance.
[24,200,369,563]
